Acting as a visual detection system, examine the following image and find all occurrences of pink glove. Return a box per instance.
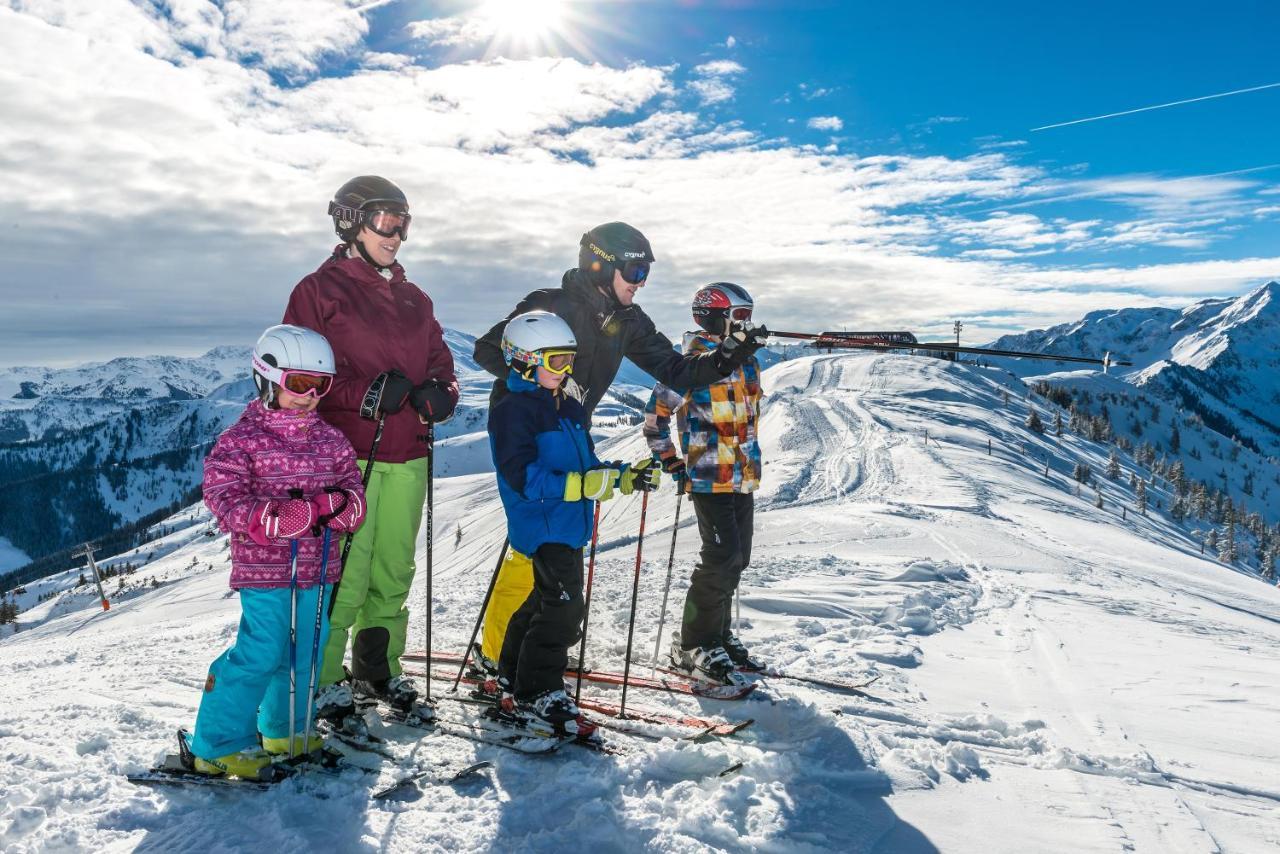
[247,498,316,545]
[311,489,366,532]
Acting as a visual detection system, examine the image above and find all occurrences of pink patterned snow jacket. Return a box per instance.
[204,400,367,589]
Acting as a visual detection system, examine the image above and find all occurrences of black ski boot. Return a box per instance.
[669,638,749,688]
[354,674,437,723]
[722,631,764,673]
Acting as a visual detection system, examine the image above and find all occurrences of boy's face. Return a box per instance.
[535,365,565,391]
[276,387,320,412]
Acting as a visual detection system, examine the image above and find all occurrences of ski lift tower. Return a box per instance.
[953,320,963,362]
[73,543,110,611]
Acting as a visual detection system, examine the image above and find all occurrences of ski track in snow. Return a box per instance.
[3,353,1279,853]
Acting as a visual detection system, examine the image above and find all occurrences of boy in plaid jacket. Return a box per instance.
[643,283,765,685]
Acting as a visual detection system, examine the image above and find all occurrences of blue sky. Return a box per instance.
[0,0,1277,366]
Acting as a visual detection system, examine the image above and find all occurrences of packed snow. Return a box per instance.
[2,352,1278,852]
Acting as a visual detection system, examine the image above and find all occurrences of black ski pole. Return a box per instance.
[573,502,602,707]
[619,490,650,718]
[423,420,434,703]
[327,413,385,618]
[452,537,509,692]
[651,491,683,666]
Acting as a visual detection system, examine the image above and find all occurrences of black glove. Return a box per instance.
[361,370,414,418]
[713,322,768,373]
[410,378,456,423]
[660,456,687,481]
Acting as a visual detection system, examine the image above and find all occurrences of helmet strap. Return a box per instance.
[350,238,391,273]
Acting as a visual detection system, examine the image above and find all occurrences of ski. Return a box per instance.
[127,752,366,791]
[745,669,882,696]
[409,666,753,739]
[371,760,492,800]
[377,705,565,756]
[407,651,756,701]
[474,703,624,756]
[443,689,667,745]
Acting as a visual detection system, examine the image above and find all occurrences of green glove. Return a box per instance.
[564,467,619,501]
[619,458,661,495]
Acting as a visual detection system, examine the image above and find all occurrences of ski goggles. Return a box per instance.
[253,355,334,398]
[537,350,576,375]
[619,260,650,285]
[729,307,753,321]
[328,203,411,240]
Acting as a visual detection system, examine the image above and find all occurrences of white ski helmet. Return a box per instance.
[252,324,336,405]
[501,311,577,377]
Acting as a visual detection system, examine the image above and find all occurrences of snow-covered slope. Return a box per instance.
[987,281,1280,456]
[3,352,1277,852]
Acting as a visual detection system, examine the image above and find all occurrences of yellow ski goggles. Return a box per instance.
[539,350,576,375]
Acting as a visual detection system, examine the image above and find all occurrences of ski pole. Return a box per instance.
[573,502,602,707]
[300,527,331,758]
[424,420,434,703]
[619,490,650,718]
[286,536,300,760]
[651,491,683,667]
[452,537,510,692]
[328,414,385,618]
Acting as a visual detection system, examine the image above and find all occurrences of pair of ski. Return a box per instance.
[125,728,491,799]
[406,666,752,742]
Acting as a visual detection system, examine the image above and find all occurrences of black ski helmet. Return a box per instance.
[578,221,655,292]
[692,282,753,335]
[328,175,409,242]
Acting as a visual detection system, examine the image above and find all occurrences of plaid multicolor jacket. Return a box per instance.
[643,332,762,494]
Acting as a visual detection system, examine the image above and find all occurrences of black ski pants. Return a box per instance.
[498,542,584,701]
[681,492,754,650]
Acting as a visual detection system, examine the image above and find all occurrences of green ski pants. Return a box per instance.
[320,456,427,686]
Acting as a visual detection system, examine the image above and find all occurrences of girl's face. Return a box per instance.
[275,386,320,412]
[535,365,565,390]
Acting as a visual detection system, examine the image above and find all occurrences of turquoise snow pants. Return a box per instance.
[189,584,333,760]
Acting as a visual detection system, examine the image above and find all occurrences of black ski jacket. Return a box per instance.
[474,269,728,424]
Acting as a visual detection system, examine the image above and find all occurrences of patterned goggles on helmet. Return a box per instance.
[620,260,650,285]
[328,202,411,240]
[730,307,753,321]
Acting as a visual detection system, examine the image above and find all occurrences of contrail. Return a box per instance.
[1031,81,1280,131]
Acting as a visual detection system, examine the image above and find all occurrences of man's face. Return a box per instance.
[610,267,643,306]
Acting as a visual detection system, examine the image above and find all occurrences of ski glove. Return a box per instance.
[362,370,414,418]
[312,488,366,533]
[659,456,688,481]
[563,467,619,502]
[713,321,768,374]
[619,458,661,495]
[410,378,456,423]
[247,498,316,544]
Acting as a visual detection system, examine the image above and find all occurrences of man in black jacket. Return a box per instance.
[471,221,766,673]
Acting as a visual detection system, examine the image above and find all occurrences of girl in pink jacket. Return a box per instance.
[185,325,366,779]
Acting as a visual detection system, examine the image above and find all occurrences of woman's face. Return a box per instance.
[354,224,401,268]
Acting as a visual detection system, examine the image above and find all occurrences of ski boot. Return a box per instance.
[354,674,437,724]
[314,680,356,723]
[515,689,596,739]
[178,729,284,781]
[468,641,499,679]
[722,631,764,673]
[669,638,749,688]
[261,732,326,758]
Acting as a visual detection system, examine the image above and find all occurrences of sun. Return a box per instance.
[479,0,567,44]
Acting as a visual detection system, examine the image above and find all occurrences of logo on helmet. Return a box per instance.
[693,289,732,309]
[588,242,615,263]
[622,250,647,260]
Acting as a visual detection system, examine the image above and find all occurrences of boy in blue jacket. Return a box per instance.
[489,311,635,735]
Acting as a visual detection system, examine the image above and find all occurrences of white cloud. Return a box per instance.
[725,35,736,48]
[693,60,746,77]
[808,115,843,131]
[0,4,1276,364]
[688,60,745,105]
[407,14,493,48]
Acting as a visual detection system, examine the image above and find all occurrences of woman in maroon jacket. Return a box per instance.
[283,176,457,724]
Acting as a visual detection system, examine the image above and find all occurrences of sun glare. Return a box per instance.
[480,0,566,42]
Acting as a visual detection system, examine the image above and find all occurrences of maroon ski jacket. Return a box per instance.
[283,247,458,464]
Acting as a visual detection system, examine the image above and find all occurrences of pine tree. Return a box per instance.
[1219,516,1238,563]
[1207,527,1219,551]
[1107,448,1121,481]
[1135,479,1147,515]
[1171,496,1186,524]
[1053,410,1064,437]
[1169,424,1181,454]
[1094,488,1104,509]
[1026,408,1044,434]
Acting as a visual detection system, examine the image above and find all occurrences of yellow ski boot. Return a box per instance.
[261,732,326,758]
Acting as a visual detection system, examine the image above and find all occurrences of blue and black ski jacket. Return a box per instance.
[489,372,601,555]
